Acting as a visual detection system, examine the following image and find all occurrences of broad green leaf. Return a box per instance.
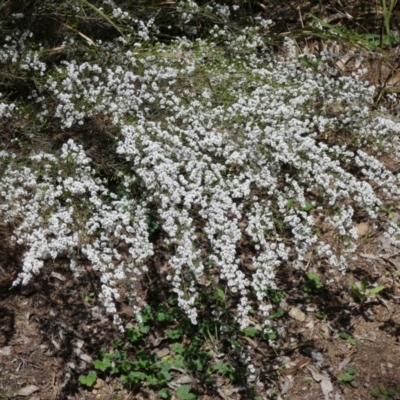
[243,327,258,337]
[158,388,171,399]
[173,354,185,369]
[171,343,184,354]
[79,371,97,387]
[286,199,295,208]
[214,287,225,300]
[300,201,313,211]
[270,308,285,319]
[167,328,182,339]
[176,385,196,400]
[93,357,111,372]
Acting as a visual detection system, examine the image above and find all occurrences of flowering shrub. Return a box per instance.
[1,0,400,331]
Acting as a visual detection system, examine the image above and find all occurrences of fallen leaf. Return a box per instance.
[281,358,310,375]
[0,346,11,356]
[156,348,170,358]
[306,365,333,400]
[94,378,105,389]
[311,351,324,367]
[281,375,294,395]
[15,385,39,397]
[176,375,192,384]
[359,253,379,260]
[355,222,368,237]
[79,353,93,363]
[338,357,351,371]
[50,271,67,281]
[288,307,306,322]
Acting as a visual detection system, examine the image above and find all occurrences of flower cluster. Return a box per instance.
[1,1,400,330]
[0,140,153,329]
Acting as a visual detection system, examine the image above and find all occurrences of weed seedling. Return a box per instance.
[351,278,385,304]
[338,366,357,388]
[84,292,95,302]
[304,376,313,385]
[371,384,396,399]
[380,204,396,220]
[79,370,97,387]
[339,332,357,346]
[302,273,325,302]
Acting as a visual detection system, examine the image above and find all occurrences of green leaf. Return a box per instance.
[173,355,185,369]
[370,389,380,397]
[120,360,133,372]
[338,373,354,382]
[315,312,325,319]
[382,395,389,400]
[79,371,97,387]
[214,287,225,300]
[243,327,258,337]
[306,273,324,290]
[266,327,278,340]
[361,278,367,293]
[146,374,159,385]
[167,328,182,339]
[171,343,184,354]
[212,362,234,375]
[367,286,385,296]
[113,339,124,349]
[93,357,111,372]
[286,199,295,208]
[158,388,171,399]
[146,211,159,234]
[345,367,356,375]
[300,201,313,212]
[347,337,357,345]
[127,328,142,343]
[126,371,147,383]
[339,332,350,339]
[270,308,285,319]
[157,361,172,382]
[157,311,168,321]
[176,385,196,400]
[193,358,205,371]
[139,323,150,334]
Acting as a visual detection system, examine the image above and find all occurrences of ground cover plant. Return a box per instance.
[2,0,400,398]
